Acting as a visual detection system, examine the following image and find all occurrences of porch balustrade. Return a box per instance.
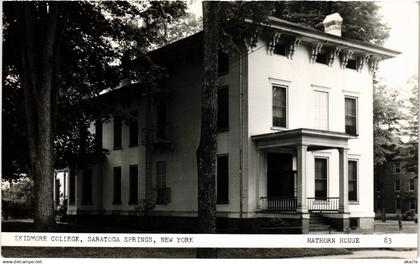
[307,197,339,212]
[260,196,297,212]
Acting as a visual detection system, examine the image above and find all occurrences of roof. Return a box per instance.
[149,16,400,60]
[257,16,400,59]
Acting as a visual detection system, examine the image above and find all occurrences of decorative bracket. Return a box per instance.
[356,53,370,72]
[310,42,324,63]
[340,50,354,69]
[267,32,282,55]
[287,38,301,59]
[328,46,341,67]
[368,56,381,74]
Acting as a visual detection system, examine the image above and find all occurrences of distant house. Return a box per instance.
[375,144,418,219]
[65,14,399,233]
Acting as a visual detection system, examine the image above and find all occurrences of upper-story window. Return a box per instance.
[274,43,287,56]
[156,103,167,140]
[346,58,357,70]
[315,53,328,65]
[218,51,229,75]
[273,86,287,128]
[129,111,139,147]
[217,86,229,131]
[395,178,401,192]
[345,97,357,135]
[409,178,415,191]
[314,90,329,130]
[113,116,122,149]
[395,162,401,173]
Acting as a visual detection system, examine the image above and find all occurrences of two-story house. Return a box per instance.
[66,14,400,233]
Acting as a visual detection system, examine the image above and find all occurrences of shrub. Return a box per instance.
[2,177,34,219]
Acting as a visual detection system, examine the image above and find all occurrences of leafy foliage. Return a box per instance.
[273,1,390,45]
[2,178,34,219]
[403,76,419,173]
[2,1,187,174]
[373,79,403,166]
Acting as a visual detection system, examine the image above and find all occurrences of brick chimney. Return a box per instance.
[322,13,343,36]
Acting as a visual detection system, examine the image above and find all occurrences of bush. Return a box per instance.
[2,178,34,219]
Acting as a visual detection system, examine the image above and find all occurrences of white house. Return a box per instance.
[66,14,400,233]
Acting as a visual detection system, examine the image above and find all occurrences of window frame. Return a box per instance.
[129,112,139,147]
[409,178,415,191]
[313,89,330,130]
[128,165,138,205]
[272,85,288,129]
[113,166,122,205]
[348,159,359,203]
[395,178,401,192]
[344,96,358,136]
[395,162,401,173]
[81,168,93,205]
[113,116,122,150]
[314,157,329,199]
[216,154,229,204]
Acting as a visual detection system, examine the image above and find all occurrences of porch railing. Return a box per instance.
[307,197,339,212]
[260,197,297,212]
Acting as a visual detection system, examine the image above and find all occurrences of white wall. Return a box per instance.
[246,40,374,218]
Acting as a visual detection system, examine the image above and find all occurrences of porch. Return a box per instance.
[252,128,355,232]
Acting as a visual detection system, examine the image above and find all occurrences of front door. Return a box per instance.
[267,153,294,197]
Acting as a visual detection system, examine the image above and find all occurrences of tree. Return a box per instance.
[3,1,187,231]
[273,1,389,45]
[404,75,419,173]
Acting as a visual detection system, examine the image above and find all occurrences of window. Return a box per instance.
[314,90,329,130]
[396,198,401,210]
[95,120,102,152]
[217,155,229,204]
[409,179,415,191]
[129,165,138,205]
[129,112,139,147]
[156,161,167,189]
[346,59,357,70]
[69,168,76,205]
[314,158,328,199]
[217,86,229,130]
[315,53,328,64]
[113,116,122,149]
[218,51,229,75]
[273,86,287,128]
[274,43,287,56]
[395,162,401,173]
[395,178,401,192]
[410,199,416,210]
[345,97,357,135]
[113,167,122,205]
[82,168,92,205]
[410,148,415,156]
[348,160,358,202]
[156,103,167,140]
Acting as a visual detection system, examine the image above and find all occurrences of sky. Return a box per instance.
[187,1,419,99]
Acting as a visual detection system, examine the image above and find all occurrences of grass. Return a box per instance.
[1,247,352,258]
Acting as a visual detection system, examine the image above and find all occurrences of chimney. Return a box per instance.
[322,13,343,36]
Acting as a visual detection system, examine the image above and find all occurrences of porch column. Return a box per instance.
[339,148,349,213]
[296,145,308,213]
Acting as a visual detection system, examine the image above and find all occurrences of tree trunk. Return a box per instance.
[196,1,220,259]
[17,2,62,231]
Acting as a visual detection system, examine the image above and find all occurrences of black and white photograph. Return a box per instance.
[1,0,418,261]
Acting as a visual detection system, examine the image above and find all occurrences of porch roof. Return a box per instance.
[251,128,355,151]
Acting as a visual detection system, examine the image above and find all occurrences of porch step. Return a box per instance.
[309,214,337,234]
